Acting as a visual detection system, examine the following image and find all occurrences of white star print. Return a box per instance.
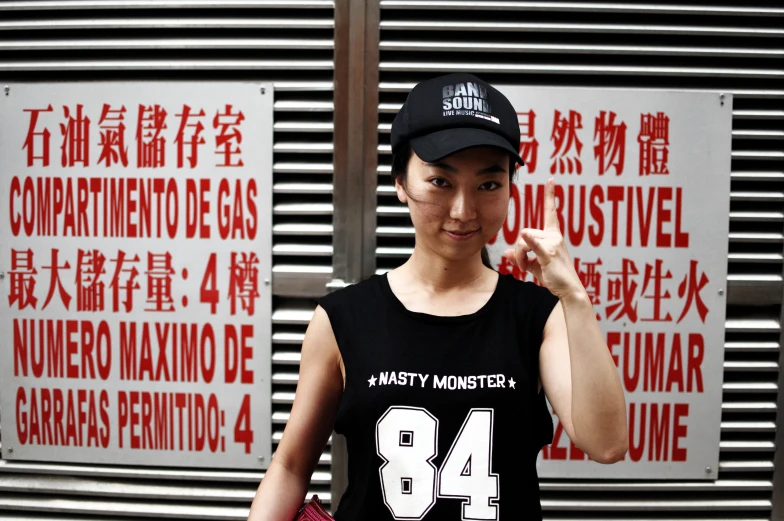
[368,375,377,387]
[509,378,516,389]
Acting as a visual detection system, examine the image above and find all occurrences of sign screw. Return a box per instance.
[0,271,4,279]
[718,288,724,296]
[261,87,266,95]
[264,278,270,285]
[719,93,725,106]
[3,86,8,96]
[258,456,265,461]
[7,447,12,454]
[705,465,712,473]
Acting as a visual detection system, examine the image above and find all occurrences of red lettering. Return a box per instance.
[665,334,684,392]
[648,403,670,461]
[201,323,216,383]
[41,388,52,444]
[142,391,153,449]
[607,186,624,246]
[636,186,655,247]
[247,179,257,240]
[628,402,646,461]
[80,320,95,379]
[674,187,689,247]
[567,185,585,246]
[66,319,79,378]
[166,178,178,238]
[503,184,520,244]
[130,391,140,449]
[607,331,620,367]
[240,324,254,384]
[10,176,21,236]
[656,186,672,247]
[623,332,641,393]
[16,387,27,444]
[100,390,110,448]
[588,185,604,246]
[673,403,688,461]
[688,334,704,392]
[77,177,89,235]
[644,332,665,391]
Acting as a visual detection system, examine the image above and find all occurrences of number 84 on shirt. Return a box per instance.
[376,406,499,520]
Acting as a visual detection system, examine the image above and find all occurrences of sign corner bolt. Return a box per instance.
[4,85,9,96]
[719,93,725,106]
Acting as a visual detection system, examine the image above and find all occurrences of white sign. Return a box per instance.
[0,82,273,469]
[487,87,732,479]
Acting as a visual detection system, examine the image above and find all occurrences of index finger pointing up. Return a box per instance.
[544,177,559,231]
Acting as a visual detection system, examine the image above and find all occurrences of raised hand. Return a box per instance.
[502,178,586,300]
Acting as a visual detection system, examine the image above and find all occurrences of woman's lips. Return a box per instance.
[444,229,479,241]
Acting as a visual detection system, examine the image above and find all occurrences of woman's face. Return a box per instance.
[396,146,511,263]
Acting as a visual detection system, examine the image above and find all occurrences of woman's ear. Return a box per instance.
[395,177,409,204]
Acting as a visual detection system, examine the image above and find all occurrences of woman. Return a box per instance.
[248,72,627,521]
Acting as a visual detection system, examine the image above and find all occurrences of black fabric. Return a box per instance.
[391,72,524,165]
[316,273,559,521]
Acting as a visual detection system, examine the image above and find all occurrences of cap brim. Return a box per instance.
[409,127,524,165]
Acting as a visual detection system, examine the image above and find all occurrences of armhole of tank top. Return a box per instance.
[315,293,350,391]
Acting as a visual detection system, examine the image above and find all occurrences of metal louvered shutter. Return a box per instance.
[374,1,784,519]
[0,1,336,519]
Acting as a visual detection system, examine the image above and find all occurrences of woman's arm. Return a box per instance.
[503,178,626,463]
[247,305,344,521]
[539,298,628,463]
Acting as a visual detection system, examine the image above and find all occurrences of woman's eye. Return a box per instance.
[430,178,449,188]
[480,181,502,190]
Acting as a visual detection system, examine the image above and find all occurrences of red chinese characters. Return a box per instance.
[98,104,129,167]
[175,105,206,169]
[639,112,670,175]
[76,249,107,312]
[214,104,245,167]
[550,110,583,175]
[517,110,538,173]
[23,105,53,167]
[606,259,639,323]
[145,252,176,312]
[594,111,626,176]
[42,249,72,310]
[60,105,90,167]
[8,249,38,310]
[110,251,141,313]
[229,252,260,316]
[137,104,168,168]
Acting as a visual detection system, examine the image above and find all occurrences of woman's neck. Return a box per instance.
[399,246,489,291]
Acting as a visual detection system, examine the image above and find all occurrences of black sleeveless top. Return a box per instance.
[316,272,558,521]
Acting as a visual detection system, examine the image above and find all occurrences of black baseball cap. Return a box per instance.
[391,72,523,165]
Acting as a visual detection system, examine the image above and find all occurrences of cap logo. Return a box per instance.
[441,82,499,125]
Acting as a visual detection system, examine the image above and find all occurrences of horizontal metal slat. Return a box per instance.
[724,361,778,372]
[379,20,784,38]
[733,151,784,161]
[272,244,333,256]
[539,498,771,511]
[0,59,334,71]
[274,183,333,194]
[539,479,772,492]
[274,163,333,174]
[274,142,334,153]
[0,460,264,483]
[272,308,314,325]
[379,62,784,79]
[274,223,333,236]
[722,401,777,412]
[272,350,302,363]
[729,211,784,222]
[275,101,334,112]
[734,130,784,140]
[720,421,776,432]
[724,341,780,352]
[724,382,778,393]
[275,121,334,132]
[274,203,333,215]
[1,0,335,9]
[272,332,306,345]
[732,171,784,181]
[721,441,775,451]
[380,2,784,17]
[0,38,334,51]
[719,460,775,472]
[0,18,334,30]
[729,232,784,243]
[0,475,253,502]
[380,41,784,59]
[734,110,784,120]
[272,391,296,404]
[0,496,247,520]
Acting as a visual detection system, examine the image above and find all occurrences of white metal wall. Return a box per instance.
[374,1,784,519]
[0,0,335,519]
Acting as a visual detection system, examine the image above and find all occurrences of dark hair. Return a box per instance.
[391,142,518,270]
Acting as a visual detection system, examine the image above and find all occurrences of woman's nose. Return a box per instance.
[449,190,478,221]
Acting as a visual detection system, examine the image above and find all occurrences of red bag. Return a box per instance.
[295,495,335,521]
